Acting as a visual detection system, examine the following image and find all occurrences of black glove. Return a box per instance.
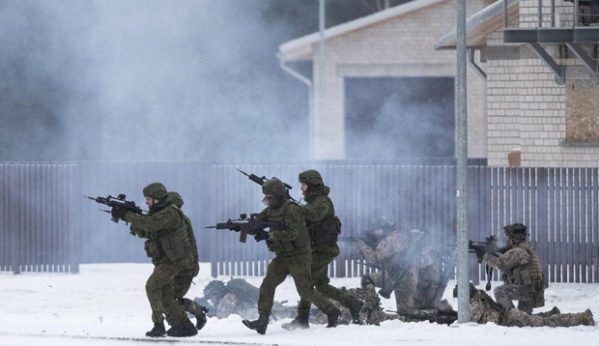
[254,229,269,242]
[111,205,128,220]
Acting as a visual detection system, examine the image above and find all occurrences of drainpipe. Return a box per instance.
[277,53,314,158]
[468,48,487,79]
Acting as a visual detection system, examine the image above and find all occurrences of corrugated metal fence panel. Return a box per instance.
[0,163,79,273]
[3,162,599,282]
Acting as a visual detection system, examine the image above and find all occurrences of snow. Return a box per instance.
[1,263,598,346]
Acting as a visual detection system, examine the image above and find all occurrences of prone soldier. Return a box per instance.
[458,283,594,327]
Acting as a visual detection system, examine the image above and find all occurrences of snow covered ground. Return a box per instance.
[0,263,598,346]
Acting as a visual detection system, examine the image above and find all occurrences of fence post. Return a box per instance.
[536,168,549,283]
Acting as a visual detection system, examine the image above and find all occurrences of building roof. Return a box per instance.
[279,0,447,61]
[435,0,519,50]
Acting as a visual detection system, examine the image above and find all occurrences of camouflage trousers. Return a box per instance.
[470,286,595,327]
[146,258,193,325]
[503,307,594,327]
[494,284,534,314]
[258,253,337,316]
[174,262,204,317]
[297,250,352,316]
[364,270,419,311]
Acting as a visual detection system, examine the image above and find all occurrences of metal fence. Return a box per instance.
[1,162,599,283]
[0,163,80,273]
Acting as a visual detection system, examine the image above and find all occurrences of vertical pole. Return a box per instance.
[318,0,326,159]
[538,0,543,28]
[503,0,508,29]
[551,0,555,27]
[456,0,470,323]
[575,0,579,27]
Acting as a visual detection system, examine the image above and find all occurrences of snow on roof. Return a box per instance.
[435,0,520,50]
[279,0,447,61]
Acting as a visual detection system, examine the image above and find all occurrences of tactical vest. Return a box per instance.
[509,244,545,307]
[263,201,310,256]
[143,205,190,263]
[306,195,341,246]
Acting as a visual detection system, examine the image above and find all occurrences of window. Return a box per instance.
[565,80,599,143]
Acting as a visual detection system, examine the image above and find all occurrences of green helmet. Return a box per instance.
[143,182,168,200]
[168,191,183,208]
[503,223,527,241]
[298,169,324,187]
[262,177,288,197]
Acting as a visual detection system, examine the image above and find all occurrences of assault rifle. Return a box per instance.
[237,169,302,205]
[85,194,144,223]
[469,235,510,290]
[205,213,284,243]
[394,309,458,326]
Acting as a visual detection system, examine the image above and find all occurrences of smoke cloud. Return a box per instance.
[0,0,310,161]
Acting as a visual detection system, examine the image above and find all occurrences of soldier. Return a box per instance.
[242,178,340,335]
[195,278,294,320]
[111,183,197,337]
[460,283,594,327]
[483,223,544,314]
[167,192,208,330]
[356,225,448,317]
[283,170,362,330]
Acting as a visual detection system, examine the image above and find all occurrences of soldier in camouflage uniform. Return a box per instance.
[242,178,340,335]
[111,183,197,337]
[283,170,363,330]
[483,223,544,315]
[167,192,208,330]
[195,279,294,320]
[356,226,446,316]
[459,283,594,327]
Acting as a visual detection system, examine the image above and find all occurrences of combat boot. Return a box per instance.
[326,309,341,328]
[282,312,309,330]
[348,297,364,324]
[196,306,208,330]
[145,322,166,337]
[580,309,595,326]
[166,319,198,337]
[242,314,269,335]
[535,306,560,318]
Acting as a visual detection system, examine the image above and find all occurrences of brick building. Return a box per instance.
[437,0,599,167]
[279,0,493,160]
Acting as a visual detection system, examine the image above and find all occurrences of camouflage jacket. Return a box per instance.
[259,200,311,257]
[484,242,543,287]
[124,202,193,265]
[301,185,340,254]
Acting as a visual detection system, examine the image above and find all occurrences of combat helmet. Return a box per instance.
[168,191,184,208]
[262,177,288,197]
[262,178,288,208]
[503,223,527,241]
[143,182,168,200]
[298,169,324,187]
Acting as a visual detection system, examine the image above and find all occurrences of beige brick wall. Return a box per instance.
[486,1,599,167]
[311,0,489,160]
